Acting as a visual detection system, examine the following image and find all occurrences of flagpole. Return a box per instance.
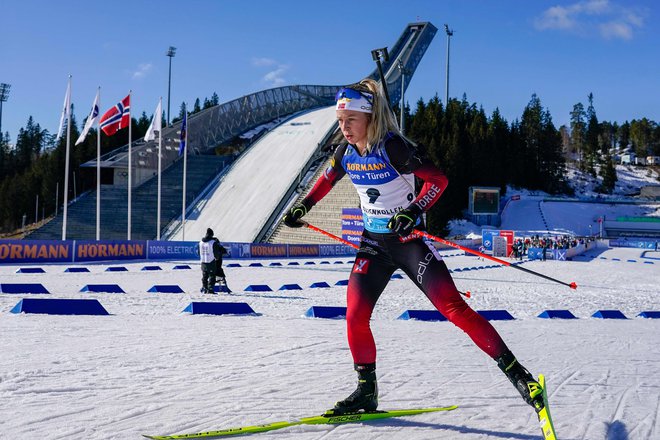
[182,107,188,241]
[62,75,72,241]
[96,87,101,241]
[157,97,163,240]
[127,90,132,241]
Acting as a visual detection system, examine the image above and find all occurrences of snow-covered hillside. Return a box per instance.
[449,163,660,238]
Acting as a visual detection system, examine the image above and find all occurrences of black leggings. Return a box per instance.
[347,231,509,364]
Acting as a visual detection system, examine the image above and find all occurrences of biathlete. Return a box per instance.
[283,78,544,416]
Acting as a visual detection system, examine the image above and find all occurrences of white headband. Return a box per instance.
[335,89,373,114]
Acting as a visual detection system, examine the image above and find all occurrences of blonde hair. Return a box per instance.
[352,78,400,153]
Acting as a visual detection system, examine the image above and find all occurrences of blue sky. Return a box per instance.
[1,0,657,143]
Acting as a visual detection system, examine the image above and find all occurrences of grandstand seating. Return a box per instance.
[28,155,227,240]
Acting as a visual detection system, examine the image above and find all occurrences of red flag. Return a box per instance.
[100,95,130,136]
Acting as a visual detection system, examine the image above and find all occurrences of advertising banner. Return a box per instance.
[75,240,147,262]
[342,208,364,246]
[481,229,499,253]
[147,241,200,260]
[0,240,73,264]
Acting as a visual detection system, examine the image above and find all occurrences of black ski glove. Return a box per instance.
[387,206,422,237]
[283,203,309,228]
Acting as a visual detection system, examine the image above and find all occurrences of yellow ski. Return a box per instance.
[537,374,557,440]
[143,405,458,439]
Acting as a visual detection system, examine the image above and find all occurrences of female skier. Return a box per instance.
[283,79,543,416]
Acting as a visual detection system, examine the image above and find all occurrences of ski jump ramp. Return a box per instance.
[169,106,337,243]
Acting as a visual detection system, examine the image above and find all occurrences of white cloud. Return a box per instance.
[132,63,153,79]
[534,1,645,40]
[262,65,289,87]
[251,57,277,67]
[599,21,633,40]
[251,57,289,87]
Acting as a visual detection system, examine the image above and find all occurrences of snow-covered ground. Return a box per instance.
[1,243,659,439]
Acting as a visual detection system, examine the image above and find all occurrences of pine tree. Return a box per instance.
[584,93,599,176]
[570,102,586,169]
[599,150,617,193]
[193,98,201,114]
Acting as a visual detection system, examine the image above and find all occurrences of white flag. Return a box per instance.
[75,89,100,145]
[144,99,162,142]
[56,79,72,140]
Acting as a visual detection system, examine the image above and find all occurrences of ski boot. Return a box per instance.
[325,363,378,416]
[496,351,544,412]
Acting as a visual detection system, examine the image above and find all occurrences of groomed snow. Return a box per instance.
[1,245,659,439]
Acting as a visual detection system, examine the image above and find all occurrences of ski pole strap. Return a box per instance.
[414,229,577,290]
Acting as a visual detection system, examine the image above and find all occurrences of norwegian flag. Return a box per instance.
[100,94,130,136]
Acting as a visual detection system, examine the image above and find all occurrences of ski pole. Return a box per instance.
[303,221,358,249]
[414,229,578,290]
[303,222,471,298]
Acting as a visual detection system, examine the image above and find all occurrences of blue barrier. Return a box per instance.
[334,261,343,264]
[320,261,331,264]
[182,302,256,316]
[391,274,404,279]
[245,284,272,292]
[227,263,242,267]
[279,284,302,290]
[105,266,128,272]
[16,267,45,273]
[335,280,349,286]
[627,259,637,263]
[644,261,654,264]
[538,310,577,319]
[141,265,162,271]
[80,284,125,293]
[148,285,184,293]
[0,283,49,294]
[249,262,264,267]
[310,282,331,288]
[638,311,660,319]
[304,261,316,265]
[398,310,447,322]
[592,310,628,319]
[10,298,109,315]
[478,310,515,320]
[65,267,90,273]
[269,262,283,266]
[305,306,347,319]
[287,262,300,266]
[173,264,191,270]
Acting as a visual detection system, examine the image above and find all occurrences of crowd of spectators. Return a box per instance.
[510,234,593,259]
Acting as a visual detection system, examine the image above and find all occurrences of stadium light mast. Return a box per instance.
[398,61,409,134]
[0,83,11,135]
[166,46,176,126]
[444,24,454,105]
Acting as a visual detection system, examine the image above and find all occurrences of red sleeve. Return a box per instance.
[409,163,448,213]
[303,166,343,207]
